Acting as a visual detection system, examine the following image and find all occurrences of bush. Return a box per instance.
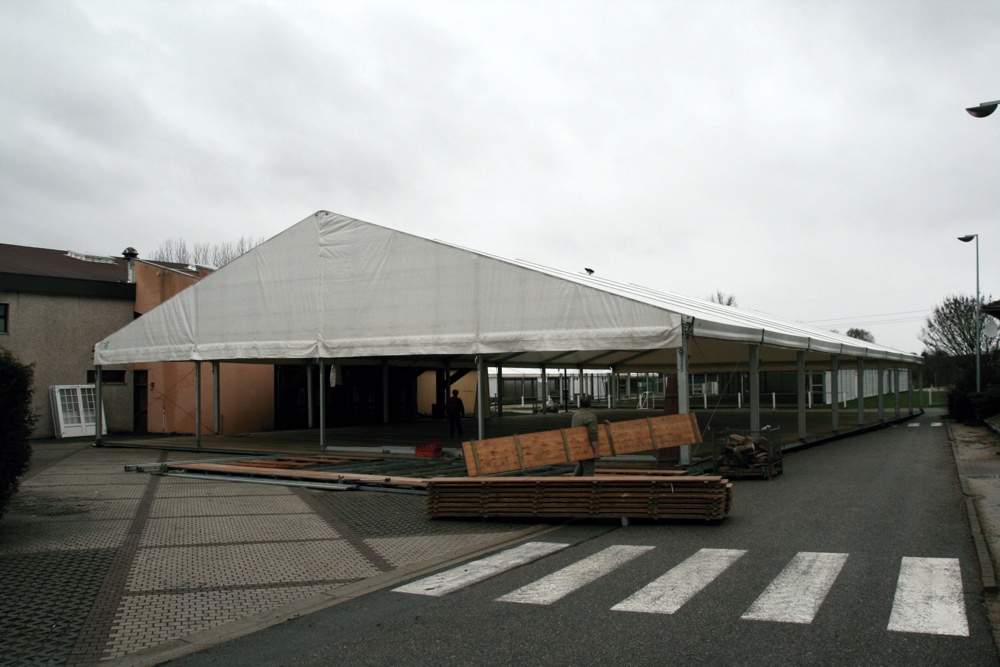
[0,348,36,518]
[948,361,1000,423]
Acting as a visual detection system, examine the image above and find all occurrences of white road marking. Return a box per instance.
[907,423,920,427]
[741,552,848,624]
[887,557,969,636]
[932,422,943,427]
[498,544,654,605]
[612,548,746,614]
[393,541,568,597]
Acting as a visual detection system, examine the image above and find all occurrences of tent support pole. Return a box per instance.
[540,366,547,412]
[749,344,761,435]
[307,363,315,428]
[893,364,901,419]
[877,361,885,422]
[94,365,103,446]
[606,368,612,408]
[382,359,389,425]
[476,356,486,441]
[857,359,865,426]
[212,361,221,434]
[677,320,691,465]
[194,362,202,451]
[830,355,840,432]
[318,359,326,452]
[919,366,925,410]
[796,351,806,442]
[497,366,503,417]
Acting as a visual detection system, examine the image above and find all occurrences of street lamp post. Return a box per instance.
[958,234,981,393]
[966,100,1000,118]
[962,97,997,394]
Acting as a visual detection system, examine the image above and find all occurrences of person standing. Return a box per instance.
[445,389,465,438]
[572,395,604,476]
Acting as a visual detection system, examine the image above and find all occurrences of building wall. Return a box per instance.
[132,262,274,435]
[0,289,134,438]
[417,371,478,416]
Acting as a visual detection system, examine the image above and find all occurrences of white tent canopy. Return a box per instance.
[94,211,922,371]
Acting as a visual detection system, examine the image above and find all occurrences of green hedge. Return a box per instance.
[0,348,36,518]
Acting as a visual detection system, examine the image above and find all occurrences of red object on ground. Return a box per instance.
[416,441,443,458]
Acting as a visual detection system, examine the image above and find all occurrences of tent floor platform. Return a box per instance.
[98,407,923,459]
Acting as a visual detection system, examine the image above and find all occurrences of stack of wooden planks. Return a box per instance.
[462,413,701,476]
[425,475,733,521]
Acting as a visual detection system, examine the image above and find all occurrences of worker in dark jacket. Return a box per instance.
[446,389,465,438]
[572,395,604,476]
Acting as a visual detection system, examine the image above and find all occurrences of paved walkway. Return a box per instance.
[0,442,547,666]
[2,406,998,666]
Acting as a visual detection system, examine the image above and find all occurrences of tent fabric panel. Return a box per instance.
[94,211,922,368]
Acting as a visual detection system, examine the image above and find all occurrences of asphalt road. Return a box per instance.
[166,412,998,666]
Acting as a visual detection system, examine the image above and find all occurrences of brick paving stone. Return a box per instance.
[105,584,342,659]
[148,494,310,518]
[0,518,131,554]
[126,540,382,591]
[304,488,530,538]
[0,442,541,666]
[22,473,150,487]
[0,548,116,665]
[154,480,294,498]
[366,533,536,568]
[141,513,340,547]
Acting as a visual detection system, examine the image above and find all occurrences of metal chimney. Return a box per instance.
[122,247,139,283]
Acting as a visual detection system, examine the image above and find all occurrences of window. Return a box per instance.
[86,370,126,384]
[49,385,106,438]
[0,303,7,333]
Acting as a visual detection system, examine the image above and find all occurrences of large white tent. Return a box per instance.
[93,211,923,448]
[95,210,919,370]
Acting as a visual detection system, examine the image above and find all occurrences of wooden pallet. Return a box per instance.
[461,413,701,476]
[425,475,732,520]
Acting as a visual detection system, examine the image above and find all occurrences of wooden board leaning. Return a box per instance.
[461,412,701,476]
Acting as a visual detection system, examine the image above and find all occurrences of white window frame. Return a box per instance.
[49,385,107,438]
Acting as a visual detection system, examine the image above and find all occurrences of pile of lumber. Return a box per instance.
[425,475,733,521]
[715,433,782,480]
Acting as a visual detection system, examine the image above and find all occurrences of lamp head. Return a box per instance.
[966,100,1000,118]
[958,235,976,243]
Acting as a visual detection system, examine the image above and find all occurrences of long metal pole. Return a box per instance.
[194,361,201,451]
[476,356,486,440]
[975,235,981,393]
[677,321,691,465]
[318,359,325,452]
[830,355,840,432]
[94,365,103,446]
[212,361,221,434]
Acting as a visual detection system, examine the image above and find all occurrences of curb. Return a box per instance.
[947,419,999,593]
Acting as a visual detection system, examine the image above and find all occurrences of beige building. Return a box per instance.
[0,243,273,438]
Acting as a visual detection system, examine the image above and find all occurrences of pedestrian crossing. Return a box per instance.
[393,542,970,637]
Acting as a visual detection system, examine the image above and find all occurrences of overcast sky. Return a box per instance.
[3,1,998,354]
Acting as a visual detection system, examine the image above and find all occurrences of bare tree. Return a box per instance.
[150,238,191,264]
[149,236,264,267]
[845,328,875,343]
[708,291,738,307]
[920,294,999,373]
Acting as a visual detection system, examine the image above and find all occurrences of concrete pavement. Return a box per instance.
[0,441,550,666]
[2,407,999,665]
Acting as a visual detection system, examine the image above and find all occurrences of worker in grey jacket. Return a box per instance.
[572,395,603,476]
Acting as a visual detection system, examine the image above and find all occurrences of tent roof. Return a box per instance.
[94,211,922,370]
